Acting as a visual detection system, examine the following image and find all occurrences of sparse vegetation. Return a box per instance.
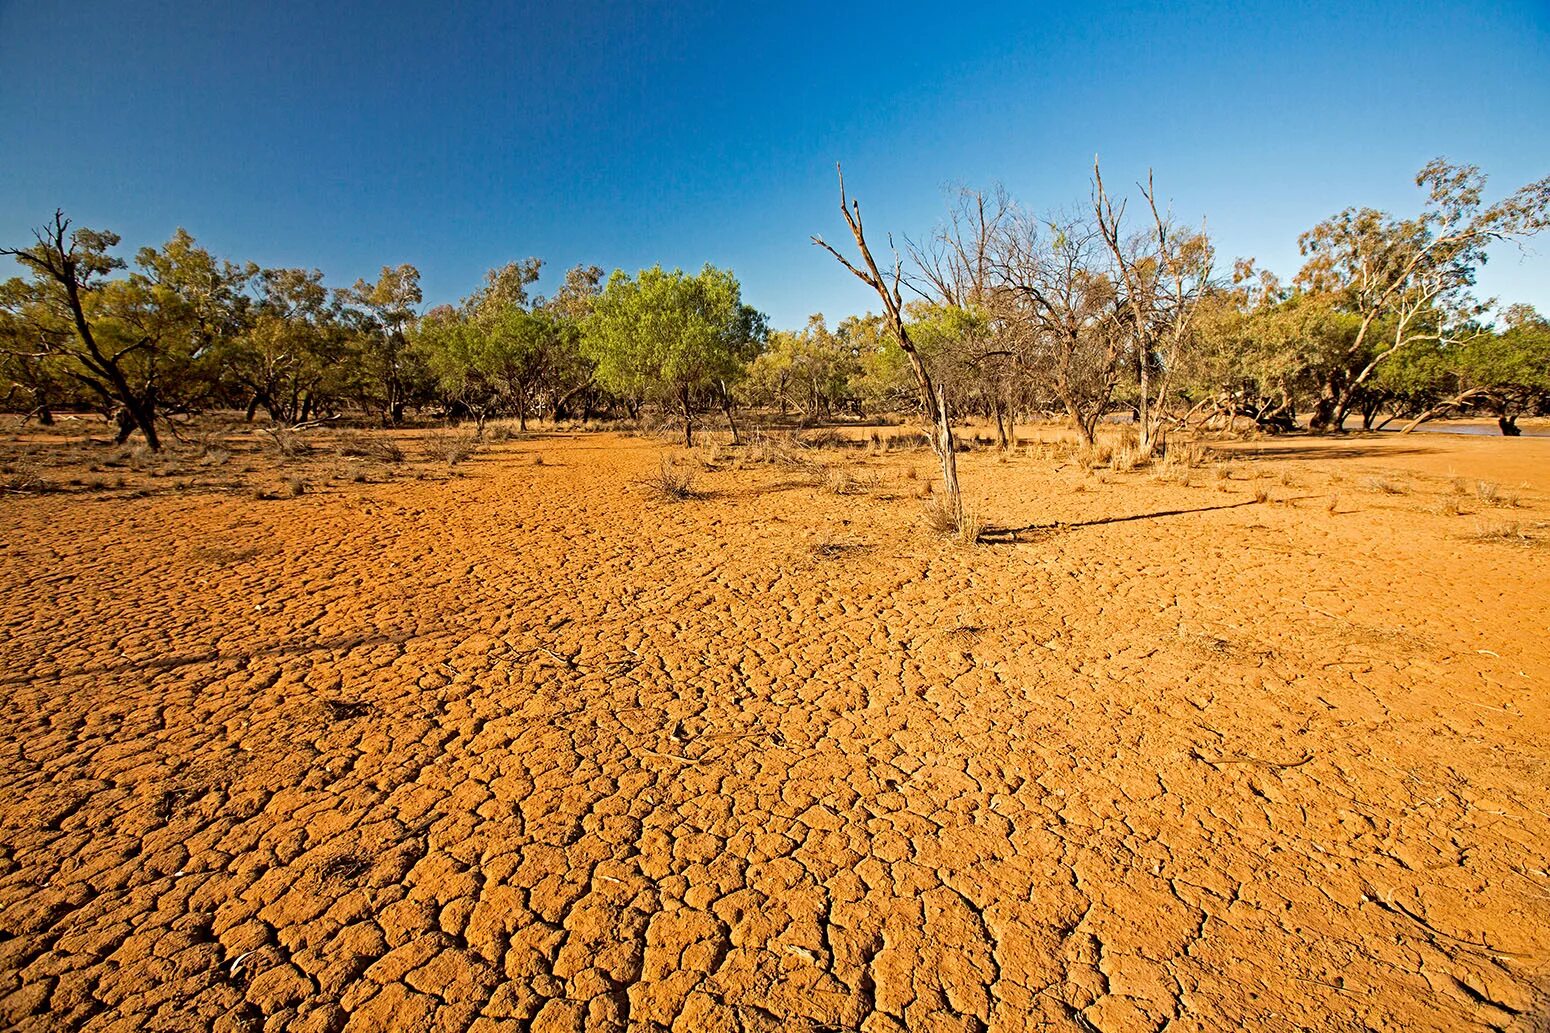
[644,456,699,501]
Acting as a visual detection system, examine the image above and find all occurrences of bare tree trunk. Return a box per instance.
[718,380,741,445]
[680,388,694,447]
[813,167,964,531]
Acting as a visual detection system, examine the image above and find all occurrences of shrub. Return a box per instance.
[429,430,478,466]
[335,431,404,464]
[261,426,312,458]
[645,456,699,501]
[1,460,47,493]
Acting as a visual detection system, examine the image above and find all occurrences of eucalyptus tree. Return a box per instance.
[988,208,1126,446]
[343,264,424,424]
[0,212,245,448]
[1295,159,1550,430]
[226,267,348,422]
[1092,162,1215,455]
[742,314,859,419]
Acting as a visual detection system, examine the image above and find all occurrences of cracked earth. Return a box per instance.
[2,426,1548,1031]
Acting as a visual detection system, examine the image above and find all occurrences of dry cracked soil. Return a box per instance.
[1,420,1548,1032]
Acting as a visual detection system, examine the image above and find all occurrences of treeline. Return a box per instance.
[2,157,1547,453]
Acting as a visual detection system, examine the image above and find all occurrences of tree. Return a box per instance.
[742,315,859,420]
[813,167,965,527]
[0,276,78,424]
[538,264,604,421]
[1397,307,1550,435]
[224,267,348,423]
[1295,159,1550,430]
[989,209,1125,446]
[1093,162,1215,455]
[343,264,423,424]
[582,264,765,446]
[1,211,166,447]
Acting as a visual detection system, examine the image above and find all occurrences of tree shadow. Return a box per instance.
[1214,442,1439,461]
[981,498,1262,543]
[4,630,415,686]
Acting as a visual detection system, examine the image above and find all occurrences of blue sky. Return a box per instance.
[2,1,1546,328]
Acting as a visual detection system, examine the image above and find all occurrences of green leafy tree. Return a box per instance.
[582,264,766,445]
[343,264,424,424]
[1295,159,1550,430]
[0,213,240,448]
[224,267,350,423]
[743,314,859,419]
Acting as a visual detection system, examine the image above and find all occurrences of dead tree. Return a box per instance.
[813,166,963,526]
[1093,161,1214,458]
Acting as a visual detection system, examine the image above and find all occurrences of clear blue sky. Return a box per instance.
[2,1,1547,329]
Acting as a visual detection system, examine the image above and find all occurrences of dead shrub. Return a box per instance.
[282,475,306,498]
[645,457,699,501]
[795,428,846,450]
[429,430,478,466]
[335,431,404,464]
[261,426,313,458]
[1253,486,1270,504]
[808,539,871,561]
[1,459,48,493]
[819,464,856,495]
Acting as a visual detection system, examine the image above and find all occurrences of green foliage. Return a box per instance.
[582,264,766,419]
[742,314,859,417]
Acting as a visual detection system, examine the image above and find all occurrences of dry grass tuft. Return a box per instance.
[1467,520,1538,545]
[1363,476,1408,496]
[645,457,699,501]
[335,431,404,464]
[922,494,959,534]
[1109,443,1146,473]
[1253,487,1270,504]
[921,495,983,545]
[1475,480,1518,508]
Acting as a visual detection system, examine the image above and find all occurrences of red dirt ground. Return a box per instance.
[2,423,1547,1031]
